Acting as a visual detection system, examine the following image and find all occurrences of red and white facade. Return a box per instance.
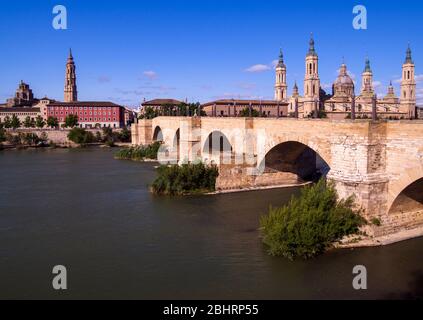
[46,101,125,128]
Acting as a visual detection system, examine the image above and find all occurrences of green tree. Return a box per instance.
[35,116,46,128]
[64,114,79,128]
[23,133,40,145]
[139,107,160,120]
[11,114,21,129]
[67,127,95,145]
[0,127,6,143]
[47,116,59,129]
[260,179,365,260]
[239,107,260,117]
[3,116,12,129]
[118,127,131,142]
[24,116,32,128]
[151,162,219,195]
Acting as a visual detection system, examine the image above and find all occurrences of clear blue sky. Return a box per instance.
[0,0,422,107]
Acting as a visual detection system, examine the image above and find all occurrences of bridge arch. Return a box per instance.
[259,140,331,182]
[173,128,180,161]
[153,126,163,142]
[388,175,423,215]
[202,131,233,164]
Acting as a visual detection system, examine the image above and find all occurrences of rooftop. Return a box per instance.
[202,99,288,107]
[47,101,122,107]
[142,99,184,106]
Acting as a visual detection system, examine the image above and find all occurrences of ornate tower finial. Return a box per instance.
[405,44,413,64]
[364,56,372,73]
[307,33,317,57]
[277,48,285,68]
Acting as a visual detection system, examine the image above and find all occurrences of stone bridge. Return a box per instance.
[132,117,423,236]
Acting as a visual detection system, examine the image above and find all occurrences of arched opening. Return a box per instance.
[262,141,330,183]
[153,126,163,142]
[203,131,233,164]
[389,178,423,215]
[173,128,180,161]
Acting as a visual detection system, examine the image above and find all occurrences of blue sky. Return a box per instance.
[0,0,422,107]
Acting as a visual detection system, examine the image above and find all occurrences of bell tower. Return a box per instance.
[303,34,320,117]
[64,49,78,102]
[400,45,416,118]
[275,49,288,102]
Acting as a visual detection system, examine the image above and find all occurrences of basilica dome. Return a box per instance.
[333,63,354,97]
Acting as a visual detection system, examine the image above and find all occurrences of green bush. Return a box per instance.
[260,179,365,260]
[114,142,162,161]
[151,162,219,195]
[67,128,95,145]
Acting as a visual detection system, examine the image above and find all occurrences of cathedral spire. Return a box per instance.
[405,44,413,64]
[307,33,317,57]
[277,48,285,68]
[364,56,372,73]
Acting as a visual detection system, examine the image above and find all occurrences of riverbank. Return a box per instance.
[208,181,312,195]
[338,224,423,248]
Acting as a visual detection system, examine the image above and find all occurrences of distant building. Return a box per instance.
[276,36,417,119]
[6,81,37,107]
[0,107,41,124]
[46,101,125,128]
[123,107,136,126]
[202,99,288,117]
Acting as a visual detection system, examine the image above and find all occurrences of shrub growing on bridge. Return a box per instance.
[151,162,219,195]
[114,142,161,161]
[260,179,365,260]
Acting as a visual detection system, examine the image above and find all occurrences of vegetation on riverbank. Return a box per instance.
[67,127,131,146]
[114,142,162,161]
[260,179,365,260]
[151,162,219,195]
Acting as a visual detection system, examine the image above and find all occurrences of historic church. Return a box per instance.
[275,35,417,119]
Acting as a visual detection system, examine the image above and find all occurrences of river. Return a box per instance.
[0,148,422,299]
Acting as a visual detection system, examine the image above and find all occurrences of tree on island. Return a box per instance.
[260,179,365,260]
[35,116,46,129]
[47,116,59,129]
[64,114,79,128]
[11,115,21,130]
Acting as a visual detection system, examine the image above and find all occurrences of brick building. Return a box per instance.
[46,101,125,128]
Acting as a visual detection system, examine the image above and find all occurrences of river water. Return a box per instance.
[0,148,422,299]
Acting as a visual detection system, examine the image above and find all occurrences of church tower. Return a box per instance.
[303,34,320,117]
[64,49,78,102]
[361,57,374,95]
[275,49,287,101]
[400,45,416,118]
